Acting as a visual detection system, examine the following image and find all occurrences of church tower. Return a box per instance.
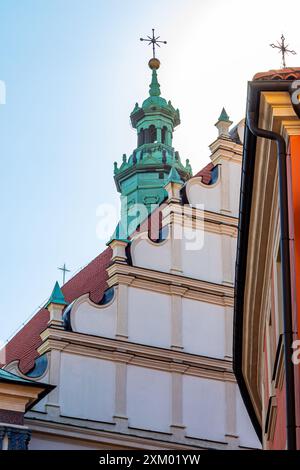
[114,57,192,236]
[2,34,260,450]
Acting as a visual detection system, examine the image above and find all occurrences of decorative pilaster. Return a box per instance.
[225,381,239,446]
[45,349,62,418]
[170,286,186,351]
[106,239,132,340]
[224,304,233,359]
[170,225,183,274]
[220,161,231,214]
[113,357,128,432]
[163,166,184,277]
[162,203,183,274]
[170,364,186,439]
[221,226,233,285]
[116,284,129,339]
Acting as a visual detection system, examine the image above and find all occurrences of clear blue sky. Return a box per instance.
[1,0,299,342]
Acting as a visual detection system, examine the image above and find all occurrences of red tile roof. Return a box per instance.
[253,67,300,81]
[2,162,214,375]
[2,248,112,374]
[194,162,214,184]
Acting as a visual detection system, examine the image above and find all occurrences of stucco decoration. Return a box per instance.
[68,292,117,337]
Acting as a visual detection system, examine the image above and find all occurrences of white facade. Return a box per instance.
[6,123,260,450]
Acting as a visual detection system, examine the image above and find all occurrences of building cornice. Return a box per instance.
[0,383,49,414]
[161,204,238,237]
[25,416,233,450]
[209,138,243,166]
[106,262,234,307]
[38,328,236,382]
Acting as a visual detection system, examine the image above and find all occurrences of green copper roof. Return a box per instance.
[130,66,180,128]
[106,232,131,246]
[149,69,160,97]
[167,165,182,184]
[0,367,55,411]
[0,368,40,385]
[0,368,31,383]
[114,61,193,237]
[218,107,230,122]
[45,281,68,308]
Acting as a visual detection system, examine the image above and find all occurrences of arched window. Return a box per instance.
[162,126,167,144]
[138,128,145,146]
[149,125,157,143]
[144,128,150,144]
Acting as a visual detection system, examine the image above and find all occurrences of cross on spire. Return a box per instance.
[140,29,167,58]
[58,263,70,285]
[270,34,296,68]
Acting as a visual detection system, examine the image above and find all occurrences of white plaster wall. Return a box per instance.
[186,162,241,218]
[182,299,225,358]
[180,225,205,255]
[131,236,172,272]
[128,287,171,348]
[127,365,171,433]
[182,231,223,283]
[236,391,261,448]
[71,295,116,338]
[59,353,115,423]
[183,375,226,442]
[186,177,222,214]
[131,230,224,284]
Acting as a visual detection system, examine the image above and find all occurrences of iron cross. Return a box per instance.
[140,29,167,58]
[270,34,296,68]
[58,263,71,285]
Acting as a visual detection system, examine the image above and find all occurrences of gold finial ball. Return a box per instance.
[148,58,160,70]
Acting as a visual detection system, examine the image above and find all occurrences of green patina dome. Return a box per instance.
[113,61,192,236]
[130,69,180,128]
